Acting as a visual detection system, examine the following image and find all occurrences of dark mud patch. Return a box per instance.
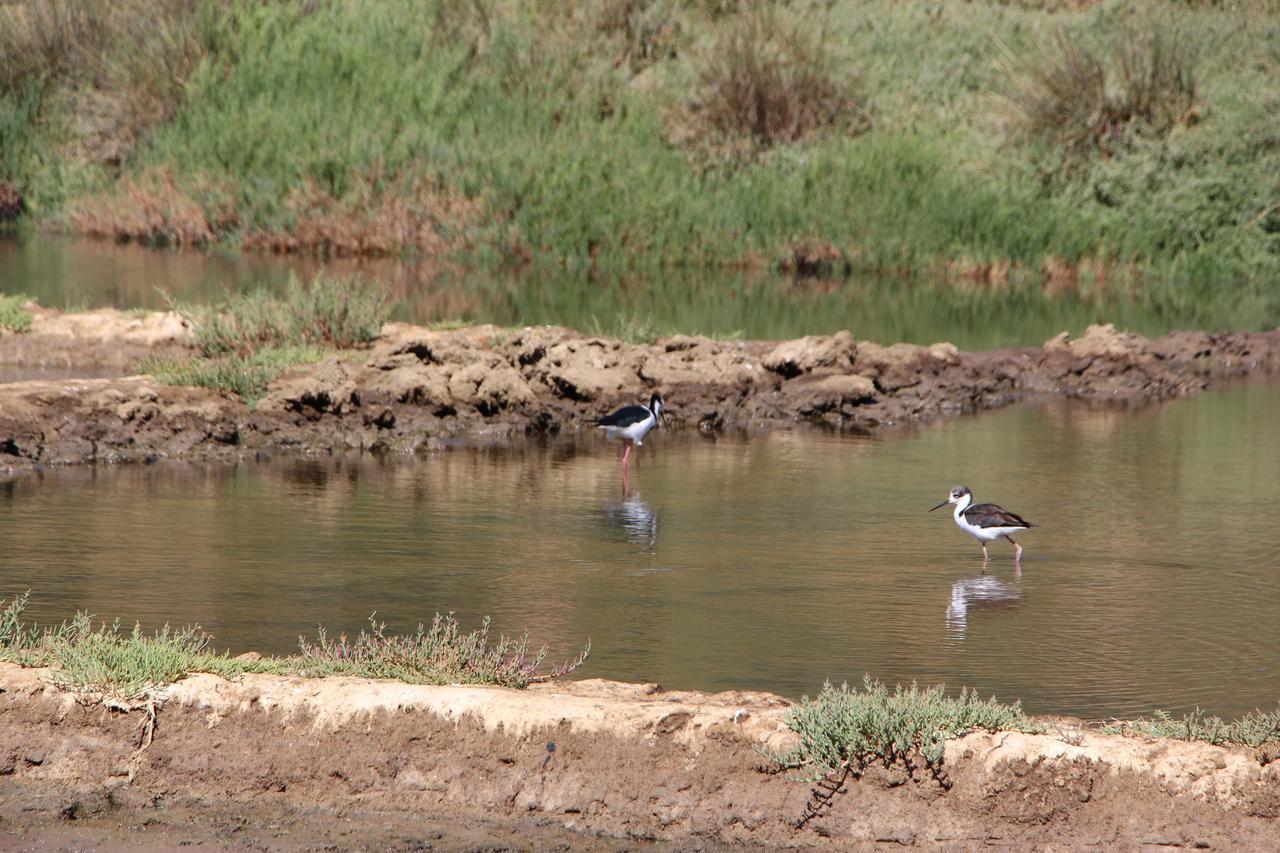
[2,314,1280,479]
[0,665,1277,849]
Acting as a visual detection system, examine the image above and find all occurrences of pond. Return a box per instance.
[3,381,1278,720]
[2,234,1277,350]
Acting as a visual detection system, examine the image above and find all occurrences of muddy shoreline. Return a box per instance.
[0,662,1277,849]
[2,308,1280,479]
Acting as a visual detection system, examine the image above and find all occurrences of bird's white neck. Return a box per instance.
[952,493,972,520]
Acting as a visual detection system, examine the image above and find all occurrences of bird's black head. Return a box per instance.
[649,393,664,416]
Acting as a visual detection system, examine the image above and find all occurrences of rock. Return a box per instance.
[366,365,452,407]
[258,358,359,415]
[762,331,855,377]
[809,374,877,403]
[475,366,536,413]
[1044,324,1144,359]
[547,363,630,402]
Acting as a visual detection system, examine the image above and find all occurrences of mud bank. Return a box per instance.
[0,663,1277,849]
[3,311,1280,478]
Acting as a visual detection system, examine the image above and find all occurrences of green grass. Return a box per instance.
[770,678,1044,779]
[0,592,589,699]
[141,272,391,403]
[1104,707,1280,748]
[180,272,391,357]
[0,293,33,331]
[140,345,326,406]
[0,0,1275,287]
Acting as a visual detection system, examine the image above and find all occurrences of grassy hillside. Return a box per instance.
[0,0,1276,285]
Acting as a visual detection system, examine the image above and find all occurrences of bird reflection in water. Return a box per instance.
[599,485,659,553]
[946,570,1021,640]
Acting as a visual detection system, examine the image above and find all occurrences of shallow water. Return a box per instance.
[3,234,1277,350]
[3,382,1279,719]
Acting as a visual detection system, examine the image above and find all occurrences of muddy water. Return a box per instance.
[3,234,1278,349]
[3,384,1280,720]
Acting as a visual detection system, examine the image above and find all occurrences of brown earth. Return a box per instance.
[2,310,1280,479]
[0,662,1277,850]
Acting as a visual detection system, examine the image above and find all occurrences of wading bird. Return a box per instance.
[930,485,1033,563]
[596,392,665,476]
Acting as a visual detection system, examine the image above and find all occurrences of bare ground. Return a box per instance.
[0,663,1277,850]
[3,309,1280,479]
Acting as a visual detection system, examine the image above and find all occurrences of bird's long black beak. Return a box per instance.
[928,500,949,512]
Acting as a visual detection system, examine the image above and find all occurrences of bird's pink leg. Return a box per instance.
[981,543,990,564]
[621,443,632,472]
[1010,538,1023,562]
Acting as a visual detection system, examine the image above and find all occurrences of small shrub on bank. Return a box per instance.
[1105,707,1280,748]
[1000,22,1199,168]
[670,8,869,164]
[140,345,325,405]
[0,294,33,332]
[0,593,588,697]
[295,613,591,688]
[183,273,392,358]
[771,678,1042,779]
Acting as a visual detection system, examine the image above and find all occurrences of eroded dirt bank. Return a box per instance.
[3,310,1280,478]
[1,663,1277,849]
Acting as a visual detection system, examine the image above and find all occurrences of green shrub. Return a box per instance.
[771,678,1043,779]
[140,345,326,405]
[671,8,869,163]
[0,293,33,331]
[1000,22,1199,168]
[181,273,391,358]
[0,592,589,698]
[1105,707,1280,748]
[294,613,591,688]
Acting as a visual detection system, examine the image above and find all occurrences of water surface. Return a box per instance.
[3,383,1279,720]
[3,234,1276,350]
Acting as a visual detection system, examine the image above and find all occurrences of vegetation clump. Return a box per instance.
[1000,21,1199,168]
[671,8,869,163]
[0,293,33,332]
[1104,707,1280,749]
[294,613,591,687]
[771,678,1042,778]
[141,272,391,404]
[0,592,588,699]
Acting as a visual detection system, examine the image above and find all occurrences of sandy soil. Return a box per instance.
[3,309,1279,479]
[0,662,1276,850]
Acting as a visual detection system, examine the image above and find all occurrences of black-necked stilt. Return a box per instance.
[930,485,1034,563]
[596,392,665,475]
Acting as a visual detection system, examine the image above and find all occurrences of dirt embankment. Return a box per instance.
[0,663,1277,849]
[3,310,1280,478]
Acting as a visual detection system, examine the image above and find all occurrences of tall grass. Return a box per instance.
[999,22,1199,168]
[0,0,1275,282]
[670,8,870,164]
[0,0,210,168]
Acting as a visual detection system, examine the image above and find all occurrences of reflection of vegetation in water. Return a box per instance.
[0,0,1275,285]
[5,235,1280,349]
[0,592,589,699]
